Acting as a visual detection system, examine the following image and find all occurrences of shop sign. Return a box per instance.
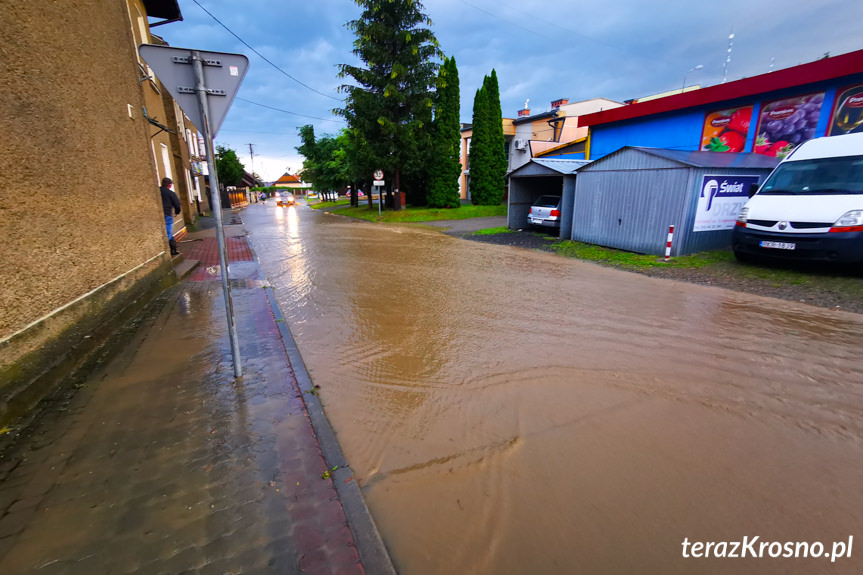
[701,106,753,153]
[828,83,863,136]
[694,175,760,232]
[754,93,825,159]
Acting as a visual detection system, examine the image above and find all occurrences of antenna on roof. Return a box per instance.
[721,28,734,83]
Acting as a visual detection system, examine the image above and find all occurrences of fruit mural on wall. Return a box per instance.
[828,84,863,136]
[701,106,753,152]
[754,93,824,159]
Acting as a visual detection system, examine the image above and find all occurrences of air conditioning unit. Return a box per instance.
[514,139,527,151]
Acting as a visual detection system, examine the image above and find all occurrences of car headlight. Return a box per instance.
[833,210,863,227]
[737,206,749,223]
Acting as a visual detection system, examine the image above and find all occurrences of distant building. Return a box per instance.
[509,97,623,170]
[274,172,312,194]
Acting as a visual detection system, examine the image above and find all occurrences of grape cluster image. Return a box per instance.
[755,93,824,158]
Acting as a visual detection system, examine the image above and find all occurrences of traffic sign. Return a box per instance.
[138,44,249,136]
[373,169,384,180]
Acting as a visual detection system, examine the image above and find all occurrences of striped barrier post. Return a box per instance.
[664,225,675,262]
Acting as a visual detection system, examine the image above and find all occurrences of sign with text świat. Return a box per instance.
[694,175,761,232]
[138,44,248,136]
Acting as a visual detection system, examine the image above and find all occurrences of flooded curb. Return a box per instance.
[249,254,398,575]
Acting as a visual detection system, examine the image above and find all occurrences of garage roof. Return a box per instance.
[510,158,590,178]
[629,147,781,169]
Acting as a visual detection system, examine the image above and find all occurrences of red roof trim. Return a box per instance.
[578,49,863,128]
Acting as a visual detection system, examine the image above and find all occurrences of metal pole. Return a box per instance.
[193,51,242,378]
[377,185,381,217]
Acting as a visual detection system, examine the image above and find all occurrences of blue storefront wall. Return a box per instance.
[587,73,863,161]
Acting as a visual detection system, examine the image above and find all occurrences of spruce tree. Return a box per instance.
[427,56,461,208]
[338,0,441,208]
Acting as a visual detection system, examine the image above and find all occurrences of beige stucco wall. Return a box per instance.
[0,1,173,419]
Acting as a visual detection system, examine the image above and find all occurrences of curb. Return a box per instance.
[240,223,397,575]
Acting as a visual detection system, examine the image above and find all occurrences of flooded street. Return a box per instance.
[245,202,863,574]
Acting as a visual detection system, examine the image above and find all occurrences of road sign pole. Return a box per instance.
[193,50,242,378]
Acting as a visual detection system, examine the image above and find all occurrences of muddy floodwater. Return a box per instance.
[245,203,863,574]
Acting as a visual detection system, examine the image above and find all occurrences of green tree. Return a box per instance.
[468,71,506,205]
[483,69,507,203]
[427,56,461,209]
[215,145,245,188]
[338,0,442,209]
[468,85,491,204]
[296,125,350,198]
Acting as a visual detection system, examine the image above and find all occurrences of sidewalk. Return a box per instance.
[0,215,395,574]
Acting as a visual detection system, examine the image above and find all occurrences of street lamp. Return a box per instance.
[682,64,703,92]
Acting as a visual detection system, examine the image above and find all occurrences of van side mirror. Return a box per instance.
[748,183,759,198]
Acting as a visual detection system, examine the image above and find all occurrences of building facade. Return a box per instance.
[508,98,623,171]
[579,50,863,162]
[0,0,187,425]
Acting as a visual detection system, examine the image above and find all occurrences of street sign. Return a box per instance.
[139,44,249,378]
[373,180,385,186]
[138,44,248,136]
[373,169,384,180]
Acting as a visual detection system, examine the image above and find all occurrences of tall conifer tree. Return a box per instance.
[428,56,461,208]
[338,0,441,208]
[469,69,506,205]
[483,70,506,204]
[469,86,491,204]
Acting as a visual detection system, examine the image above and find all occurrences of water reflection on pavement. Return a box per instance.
[246,203,863,575]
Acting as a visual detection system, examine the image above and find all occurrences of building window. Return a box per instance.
[161,143,173,181]
[185,169,194,203]
[151,142,160,183]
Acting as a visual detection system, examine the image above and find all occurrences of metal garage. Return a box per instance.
[507,158,589,237]
[569,147,779,256]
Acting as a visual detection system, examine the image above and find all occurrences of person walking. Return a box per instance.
[160,177,181,256]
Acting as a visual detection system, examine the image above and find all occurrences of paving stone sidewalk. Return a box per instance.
[0,220,393,574]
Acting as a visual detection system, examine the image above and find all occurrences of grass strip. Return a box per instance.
[329,204,506,223]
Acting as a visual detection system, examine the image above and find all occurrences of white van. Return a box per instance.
[732,132,863,264]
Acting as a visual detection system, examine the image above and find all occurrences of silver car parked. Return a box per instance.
[527,195,561,230]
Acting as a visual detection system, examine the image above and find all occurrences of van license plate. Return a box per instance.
[760,241,796,250]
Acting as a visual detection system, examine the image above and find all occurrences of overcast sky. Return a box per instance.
[154,0,863,182]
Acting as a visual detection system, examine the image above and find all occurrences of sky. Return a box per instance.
[154,0,863,183]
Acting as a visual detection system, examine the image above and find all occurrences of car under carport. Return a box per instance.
[506,158,589,237]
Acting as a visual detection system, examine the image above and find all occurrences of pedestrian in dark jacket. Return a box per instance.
[160,177,181,256]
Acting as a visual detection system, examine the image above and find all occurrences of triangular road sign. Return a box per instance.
[138,44,249,136]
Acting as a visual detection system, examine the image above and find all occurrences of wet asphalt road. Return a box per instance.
[246,201,863,575]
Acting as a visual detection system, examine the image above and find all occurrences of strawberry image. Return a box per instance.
[719,130,745,152]
[754,135,771,154]
[768,140,794,159]
[727,108,751,135]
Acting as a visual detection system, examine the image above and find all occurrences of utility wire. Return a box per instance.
[190,0,342,102]
[236,98,345,123]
